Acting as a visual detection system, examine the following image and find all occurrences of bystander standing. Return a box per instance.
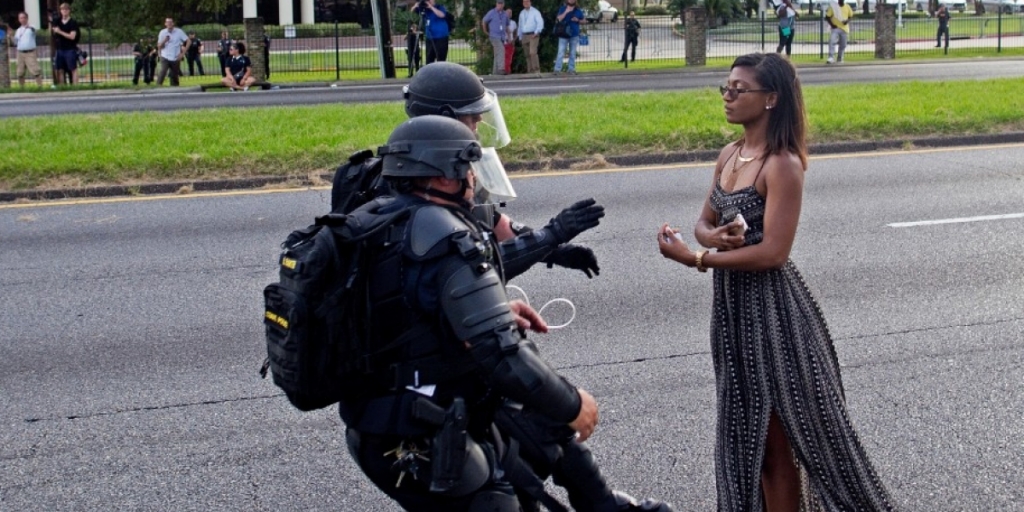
[186,31,204,76]
[936,4,950,50]
[620,11,640,66]
[775,0,797,57]
[156,17,189,86]
[12,12,43,88]
[552,0,586,75]
[517,0,544,75]
[504,8,517,74]
[51,2,80,85]
[217,30,232,77]
[482,0,508,75]
[825,0,853,64]
[413,0,451,64]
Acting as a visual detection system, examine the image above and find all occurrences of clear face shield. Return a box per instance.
[469,147,515,230]
[471,147,516,205]
[455,90,511,149]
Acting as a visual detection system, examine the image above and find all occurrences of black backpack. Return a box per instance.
[330,149,389,215]
[260,206,408,411]
[445,9,458,33]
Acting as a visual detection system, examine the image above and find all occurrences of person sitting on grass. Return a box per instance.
[221,41,256,92]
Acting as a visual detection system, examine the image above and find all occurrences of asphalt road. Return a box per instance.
[0,58,1022,117]
[2,145,1022,510]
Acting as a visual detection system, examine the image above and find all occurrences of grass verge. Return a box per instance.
[2,77,1023,190]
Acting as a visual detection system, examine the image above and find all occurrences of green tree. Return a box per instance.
[667,0,699,23]
[73,0,234,43]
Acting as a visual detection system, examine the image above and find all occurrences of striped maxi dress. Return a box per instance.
[707,179,898,512]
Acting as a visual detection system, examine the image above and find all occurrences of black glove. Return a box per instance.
[544,198,605,245]
[544,244,600,278]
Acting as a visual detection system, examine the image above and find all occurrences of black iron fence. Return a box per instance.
[7,14,1024,85]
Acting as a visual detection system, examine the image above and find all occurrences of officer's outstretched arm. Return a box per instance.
[499,198,605,280]
[438,250,582,424]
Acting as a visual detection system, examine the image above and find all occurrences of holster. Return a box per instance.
[412,397,482,495]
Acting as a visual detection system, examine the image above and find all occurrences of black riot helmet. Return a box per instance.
[403,62,511,148]
[379,116,483,181]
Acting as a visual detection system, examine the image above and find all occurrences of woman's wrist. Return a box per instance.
[694,250,709,273]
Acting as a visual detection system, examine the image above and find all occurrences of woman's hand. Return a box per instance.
[697,219,745,252]
[657,223,695,266]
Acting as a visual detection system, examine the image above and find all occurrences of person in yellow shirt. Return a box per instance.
[826,0,854,64]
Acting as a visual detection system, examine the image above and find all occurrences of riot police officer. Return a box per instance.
[333,63,673,511]
[399,63,673,512]
[341,115,598,511]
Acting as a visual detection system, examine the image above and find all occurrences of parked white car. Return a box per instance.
[981,0,1021,12]
[913,0,967,12]
[585,0,620,22]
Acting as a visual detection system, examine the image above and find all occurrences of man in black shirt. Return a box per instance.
[620,11,641,66]
[51,2,79,85]
[132,38,156,85]
[186,31,204,76]
[217,30,231,77]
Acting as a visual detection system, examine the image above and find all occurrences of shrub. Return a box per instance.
[640,5,669,14]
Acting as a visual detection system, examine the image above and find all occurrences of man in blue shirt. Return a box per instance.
[481,0,508,75]
[413,0,451,64]
[553,0,586,75]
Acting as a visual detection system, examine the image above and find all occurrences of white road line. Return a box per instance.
[888,213,1024,228]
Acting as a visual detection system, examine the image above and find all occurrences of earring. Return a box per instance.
[765,105,773,110]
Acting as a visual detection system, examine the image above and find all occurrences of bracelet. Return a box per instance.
[695,250,708,273]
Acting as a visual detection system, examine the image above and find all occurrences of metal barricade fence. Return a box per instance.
[8,15,1023,86]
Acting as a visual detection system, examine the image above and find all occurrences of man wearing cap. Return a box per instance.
[482,0,509,75]
[517,0,544,75]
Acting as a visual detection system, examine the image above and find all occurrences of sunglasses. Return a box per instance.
[719,85,772,99]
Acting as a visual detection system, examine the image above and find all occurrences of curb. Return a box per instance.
[2,132,1022,204]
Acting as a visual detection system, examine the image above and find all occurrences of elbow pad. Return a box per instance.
[439,256,580,424]
[473,332,581,424]
[498,227,560,281]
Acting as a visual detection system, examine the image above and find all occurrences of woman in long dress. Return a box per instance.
[657,53,898,511]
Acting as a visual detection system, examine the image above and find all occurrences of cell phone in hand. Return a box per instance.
[728,213,748,236]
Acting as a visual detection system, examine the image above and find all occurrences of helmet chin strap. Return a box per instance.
[414,180,473,210]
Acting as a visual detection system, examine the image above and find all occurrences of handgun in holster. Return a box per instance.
[412,396,470,494]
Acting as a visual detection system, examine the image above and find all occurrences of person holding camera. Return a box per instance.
[552,0,586,76]
[51,2,79,85]
[12,11,43,88]
[156,17,190,86]
[775,0,797,57]
[412,0,451,64]
[935,4,950,49]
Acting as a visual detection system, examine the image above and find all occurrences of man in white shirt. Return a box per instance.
[517,0,544,74]
[156,17,190,86]
[13,12,42,88]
